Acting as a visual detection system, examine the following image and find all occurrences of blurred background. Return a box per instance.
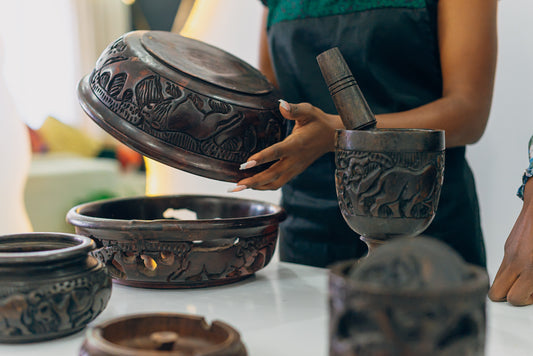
[0,0,531,279]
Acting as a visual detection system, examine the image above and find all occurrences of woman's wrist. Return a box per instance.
[325,114,345,152]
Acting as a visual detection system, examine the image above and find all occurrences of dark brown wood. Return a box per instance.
[67,195,286,288]
[78,31,286,183]
[80,313,247,355]
[316,47,376,131]
[335,129,445,253]
[328,237,489,356]
[0,233,111,343]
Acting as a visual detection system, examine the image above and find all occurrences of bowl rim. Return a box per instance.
[83,312,244,355]
[67,194,287,232]
[329,259,489,298]
[0,232,95,264]
[335,128,445,152]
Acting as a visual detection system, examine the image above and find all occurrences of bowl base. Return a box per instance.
[111,274,255,289]
[0,325,85,344]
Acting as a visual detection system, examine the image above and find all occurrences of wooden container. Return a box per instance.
[335,128,445,252]
[77,31,286,182]
[80,313,247,356]
[0,233,111,343]
[329,237,489,356]
[67,195,286,288]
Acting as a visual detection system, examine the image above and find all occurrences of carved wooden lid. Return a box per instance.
[141,32,272,95]
[78,31,286,182]
[81,313,247,356]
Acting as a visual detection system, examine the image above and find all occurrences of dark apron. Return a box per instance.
[263,0,486,268]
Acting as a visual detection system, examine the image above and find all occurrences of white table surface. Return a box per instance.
[0,261,531,355]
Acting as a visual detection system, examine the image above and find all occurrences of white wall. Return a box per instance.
[467,0,533,278]
[0,37,32,234]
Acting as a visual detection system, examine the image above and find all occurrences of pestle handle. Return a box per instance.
[316,47,376,130]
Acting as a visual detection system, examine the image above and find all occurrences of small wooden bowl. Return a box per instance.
[0,233,111,343]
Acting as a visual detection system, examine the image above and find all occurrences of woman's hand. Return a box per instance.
[230,100,343,192]
[488,180,533,306]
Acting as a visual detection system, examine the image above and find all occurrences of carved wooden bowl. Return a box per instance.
[0,233,111,343]
[335,128,445,251]
[80,313,247,356]
[67,195,286,288]
[77,30,286,182]
[329,237,489,356]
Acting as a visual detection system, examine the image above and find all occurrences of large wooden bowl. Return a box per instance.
[67,195,286,288]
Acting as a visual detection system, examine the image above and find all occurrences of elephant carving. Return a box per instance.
[357,164,439,218]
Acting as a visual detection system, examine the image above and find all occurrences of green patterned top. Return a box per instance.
[263,0,427,27]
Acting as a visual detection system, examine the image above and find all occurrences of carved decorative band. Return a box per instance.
[335,149,444,219]
[88,36,283,164]
[0,267,111,340]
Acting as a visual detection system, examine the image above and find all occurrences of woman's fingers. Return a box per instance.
[235,156,305,191]
[240,100,320,163]
[279,100,319,123]
[240,141,287,169]
[230,100,341,192]
[488,260,518,302]
[488,253,533,306]
[506,267,533,306]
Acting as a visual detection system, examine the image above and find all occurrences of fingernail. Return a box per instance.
[239,160,257,170]
[228,185,247,193]
[279,99,291,112]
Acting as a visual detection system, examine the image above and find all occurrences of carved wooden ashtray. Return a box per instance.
[67,195,286,288]
[0,233,111,343]
[80,313,247,355]
[329,237,489,356]
[77,30,286,182]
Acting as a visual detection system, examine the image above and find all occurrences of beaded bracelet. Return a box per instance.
[517,135,533,200]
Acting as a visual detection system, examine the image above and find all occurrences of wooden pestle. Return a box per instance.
[316,47,376,130]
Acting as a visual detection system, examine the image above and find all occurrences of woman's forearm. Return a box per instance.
[375,94,491,148]
[376,0,497,148]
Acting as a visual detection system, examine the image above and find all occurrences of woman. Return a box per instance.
[231,0,498,268]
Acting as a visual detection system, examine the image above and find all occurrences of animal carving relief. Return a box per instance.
[336,150,444,219]
[91,233,276,286]
[88,35,284,164]
[0,270,111,340]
